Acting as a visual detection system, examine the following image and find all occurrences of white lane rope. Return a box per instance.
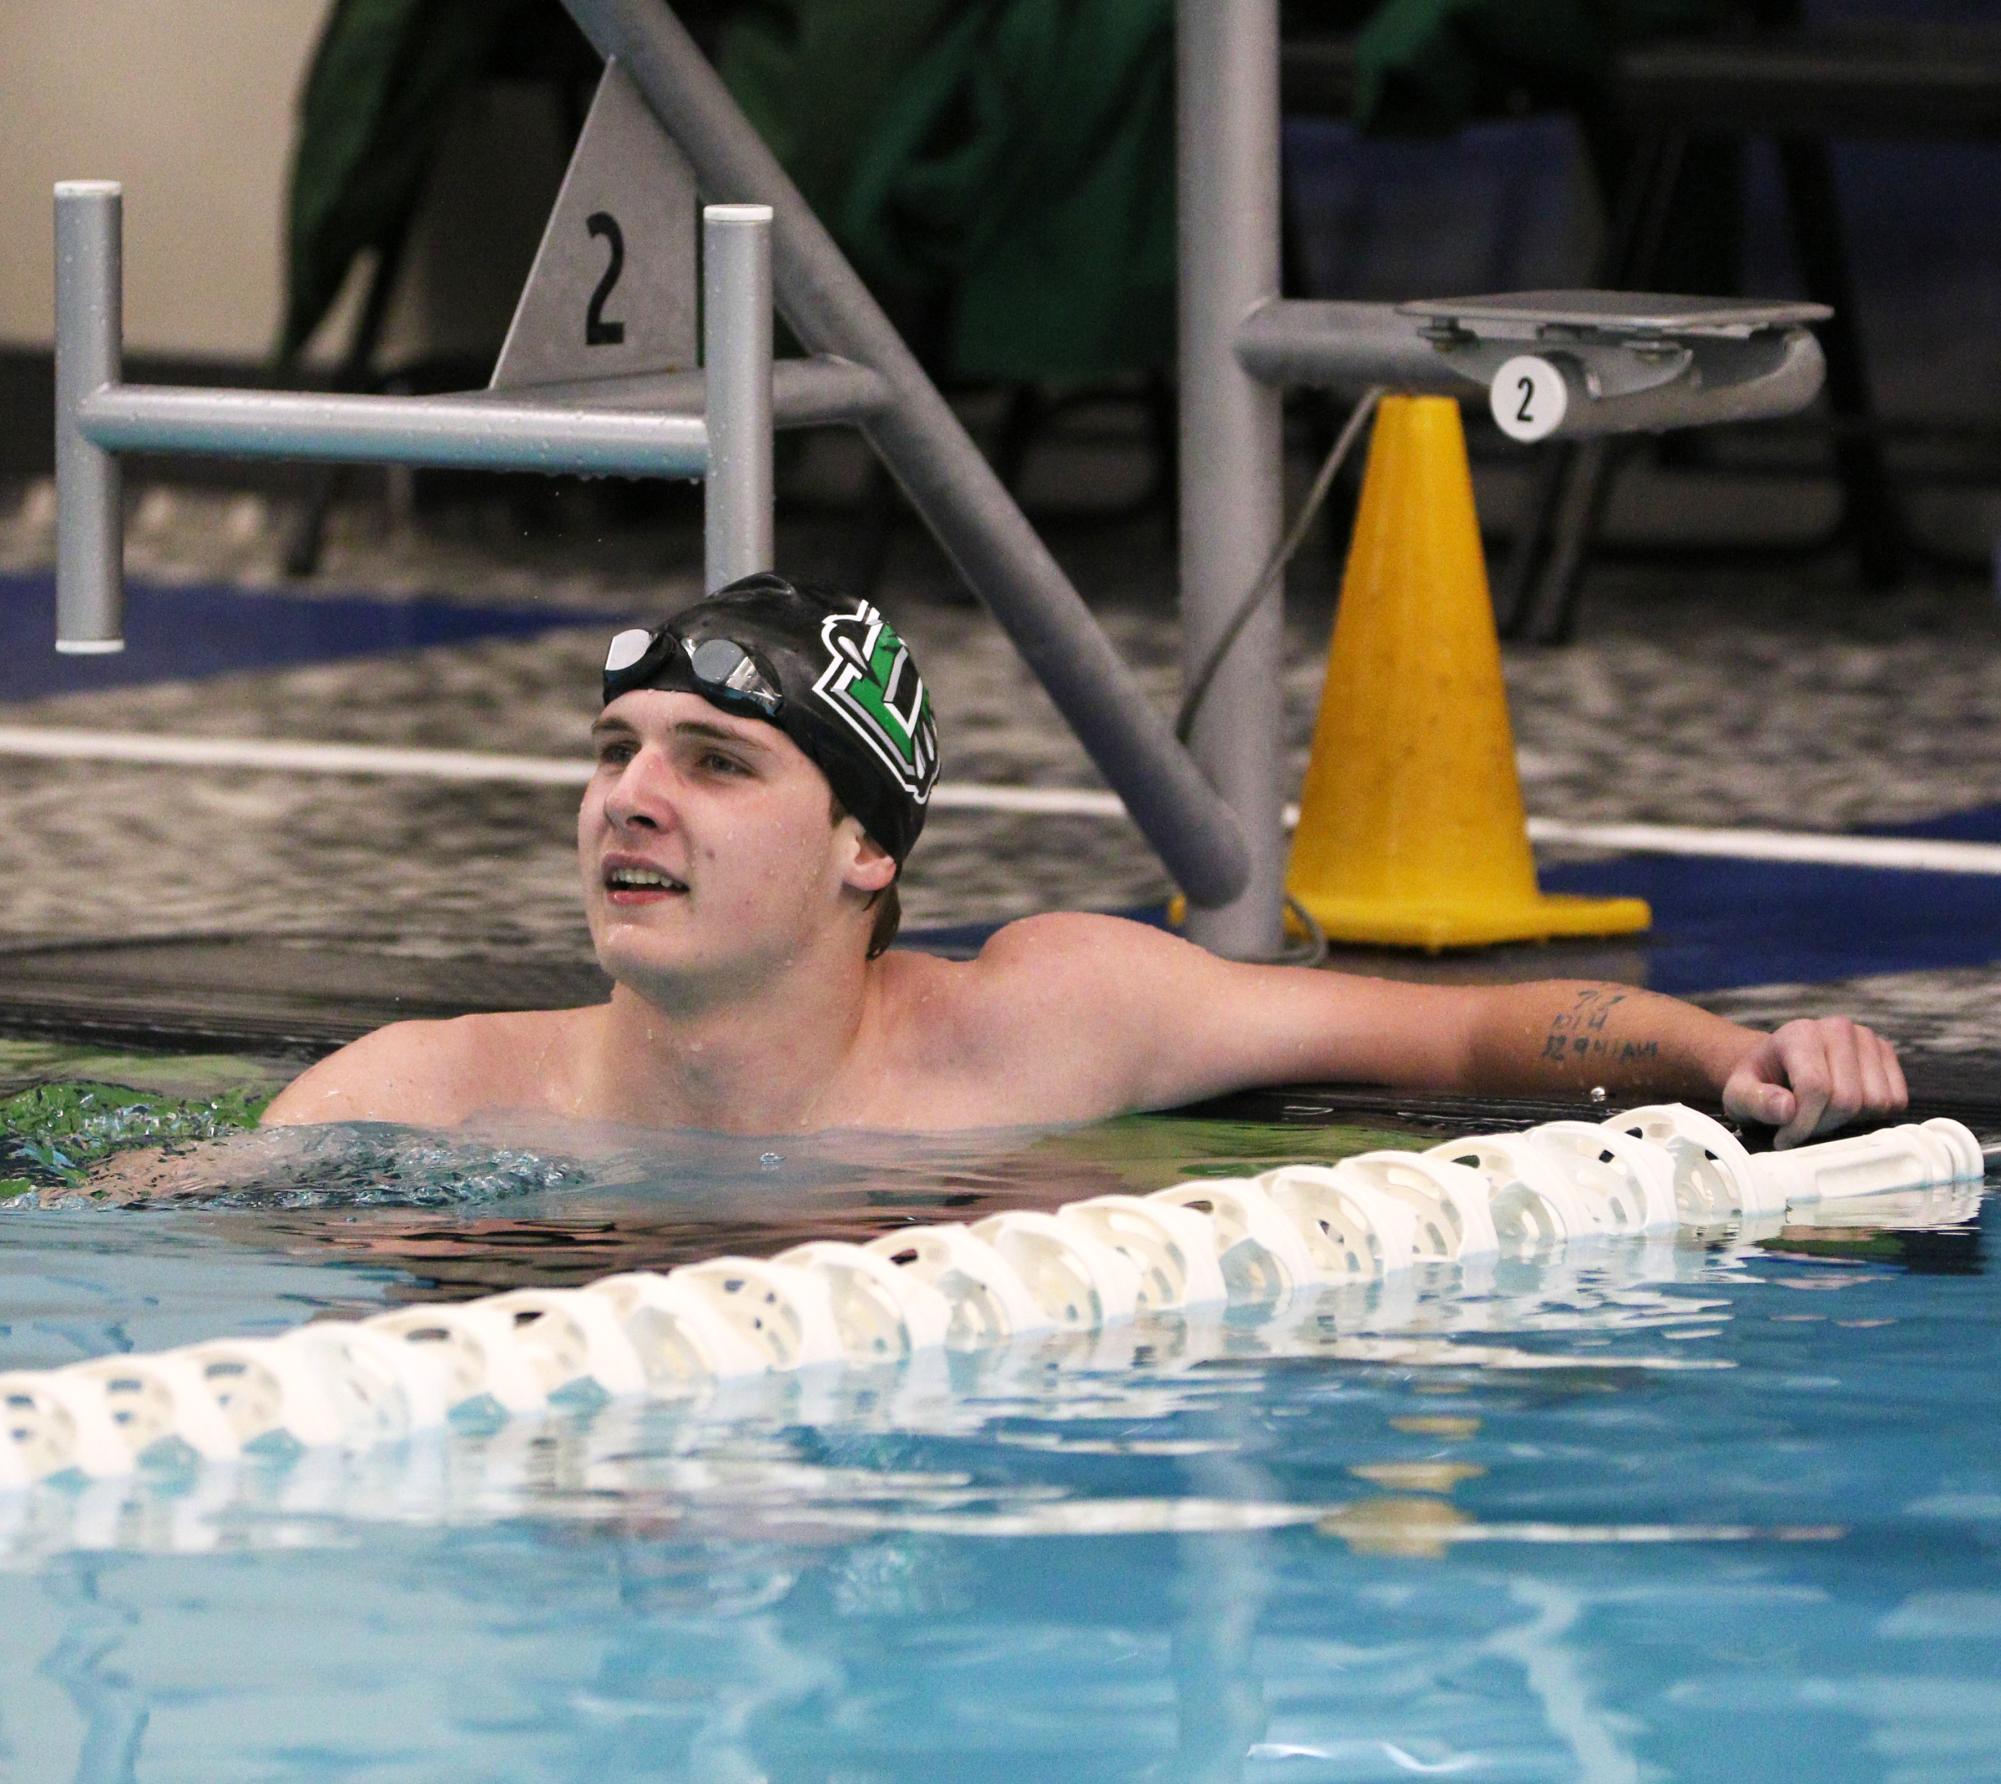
[0,1104,1984,1491]
[1,724,1998,874]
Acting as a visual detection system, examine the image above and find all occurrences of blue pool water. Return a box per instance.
[0,1077,1996,1780]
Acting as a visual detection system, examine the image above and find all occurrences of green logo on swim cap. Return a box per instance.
[812,601,938,802]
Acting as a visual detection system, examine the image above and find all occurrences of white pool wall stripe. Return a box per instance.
[1522,816,2001,876]
[0,724,596,786]
[2,724,2000,874]
[1,1106,1985,1490]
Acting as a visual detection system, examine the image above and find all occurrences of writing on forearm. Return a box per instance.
[1452,978,1751,1103]
[1536,985,1661,1067]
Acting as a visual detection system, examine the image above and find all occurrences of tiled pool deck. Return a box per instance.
[0,474,1995,1072]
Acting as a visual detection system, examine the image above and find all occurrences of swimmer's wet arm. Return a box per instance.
[1446,981,1899,1140]
[991,919,1905,1145]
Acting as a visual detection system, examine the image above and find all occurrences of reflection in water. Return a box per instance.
[23,1110,1448,1304]
[1348,1462,1486,1493]
[0,1067,1993,1780]
[1169,1445,1274,1781]
[1488,1579,1641,1784]
[1319,1496,1473,1561]
[1764,1184,1985,1275]
[0,1185,1978,1564]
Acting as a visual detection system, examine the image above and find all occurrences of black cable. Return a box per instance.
[1174,385,1384,748]
[1172,386,1384,967]
[1280,891,1330,969]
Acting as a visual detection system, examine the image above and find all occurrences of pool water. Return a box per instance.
[0,1043,1996,1780]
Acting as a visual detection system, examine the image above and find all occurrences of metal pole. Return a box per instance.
[1176,0,1286,958]
[702,203,774,588]
[75,386,710,479]
[53,181,124,654]
[556,0,1250,911]
[1235,298,1470,394]
[458,355,889,427]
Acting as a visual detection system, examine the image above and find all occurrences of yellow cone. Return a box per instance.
[1286,395,1649,950]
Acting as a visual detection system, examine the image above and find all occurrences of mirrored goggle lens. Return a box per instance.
[604,627,655,675]
[685,636,782,714]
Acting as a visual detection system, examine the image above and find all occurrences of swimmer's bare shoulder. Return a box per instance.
[261,1007,588,1128]
[920,912,1226,1122]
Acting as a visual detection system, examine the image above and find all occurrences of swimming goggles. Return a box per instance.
[602,626,784,719]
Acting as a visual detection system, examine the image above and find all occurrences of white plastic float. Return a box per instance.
[276,1320,452,1438]
[1603,1103,1774,1220]
[1425,1132,1602,1245]
[861,1223,1051,1345]
[1150,1176,1321,1300]
[1055,1194,1230,1310]
[1257,1164,1422,1278]
[970,1208,1144,1327]
[771,1238,954,1357]
[585,1270,775,1383]
[1331,1151,1503,1260]
[0,1104,1986,1487]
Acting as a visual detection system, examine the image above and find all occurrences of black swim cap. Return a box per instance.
[600,573,940,865]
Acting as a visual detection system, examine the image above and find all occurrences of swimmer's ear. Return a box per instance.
[836,816,897,895]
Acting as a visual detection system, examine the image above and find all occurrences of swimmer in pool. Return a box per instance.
[261,574,1908,1147]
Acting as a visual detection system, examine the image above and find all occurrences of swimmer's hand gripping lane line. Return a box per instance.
[0,1106,1987,1489]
